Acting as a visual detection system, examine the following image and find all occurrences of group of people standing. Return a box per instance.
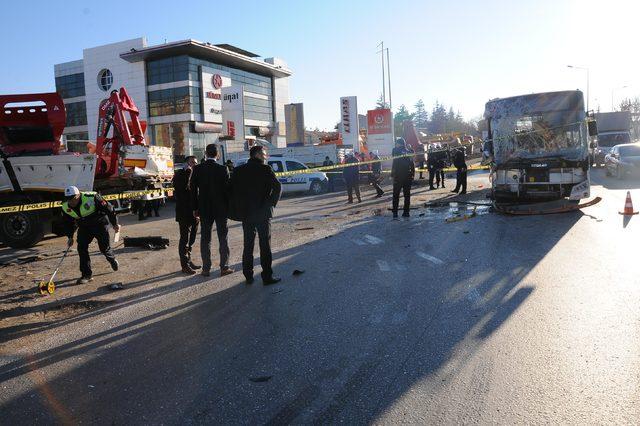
[340,137,469,217]
[172,144,282,285]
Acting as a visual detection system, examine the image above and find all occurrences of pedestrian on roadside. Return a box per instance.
[427,149,437,190]
[343,153,361,203]
[369,152,384,197]
[322,156,334,167]
[61,186,120,284]
[435,150,448,189]
[173,155,200,274]
[451,147,468,194]
[229,145,282,285]
[225,159,234,175]
[391,138,415,218]
[190,144,233,277]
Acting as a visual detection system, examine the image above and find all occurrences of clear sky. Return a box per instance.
[1,0,638,129]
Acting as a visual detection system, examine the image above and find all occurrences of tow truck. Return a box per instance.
[0,88,173,248]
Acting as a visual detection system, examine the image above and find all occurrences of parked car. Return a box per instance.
[605,143,640,179]
[235,156,329,195]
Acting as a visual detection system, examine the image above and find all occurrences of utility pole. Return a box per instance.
[386,48,392,110]
[567,65,590,112]
[377,42,386,107]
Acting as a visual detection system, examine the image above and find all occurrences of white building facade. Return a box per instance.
[54,37,292,159]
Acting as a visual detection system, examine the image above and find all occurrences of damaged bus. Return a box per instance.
[483,90,596,202]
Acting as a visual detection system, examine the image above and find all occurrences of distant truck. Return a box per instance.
[482,90,596,202]
[593,111,632,166]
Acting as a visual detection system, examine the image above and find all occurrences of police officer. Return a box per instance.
[451,147,468,194]
[369,152,384,197]
[391,138,415,218]
[435,149,447,189]
[427,149,437,190]
[343,153,361,203]
[62,186,120,284]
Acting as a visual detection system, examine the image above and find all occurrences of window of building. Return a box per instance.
[65,132,90,153]
[55,73,85,98]
[148,86,200,117]
[146,55,189,85]
[97,69,113,91]
[244,96,273,122]
[65,102,87,127]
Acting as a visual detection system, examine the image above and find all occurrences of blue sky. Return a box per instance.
[1,0,638,129]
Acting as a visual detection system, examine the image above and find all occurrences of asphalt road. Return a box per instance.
[1,169,639,424]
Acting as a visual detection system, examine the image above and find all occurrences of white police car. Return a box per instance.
[235,156,329,195]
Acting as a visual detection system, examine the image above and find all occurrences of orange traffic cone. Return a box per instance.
[619,191,639,215]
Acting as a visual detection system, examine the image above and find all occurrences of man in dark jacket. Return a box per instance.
[369,152,384,197]
[451,147,468,194]
[173,155,200,274]
[229,145,282,285]
[190,144,233,277]
[435,150,448,188]
[343,153,361,203]
[391,138,415,218]
[427,150,437,190]
[62,186,120,284]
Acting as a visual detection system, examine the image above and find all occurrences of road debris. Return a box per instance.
[124,236,170,250]
[106,283,125,291]
[249,376,272,383]
[292,269,305,276]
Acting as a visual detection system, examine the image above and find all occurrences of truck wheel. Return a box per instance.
[0,210,45,248]
[310,181,324,195]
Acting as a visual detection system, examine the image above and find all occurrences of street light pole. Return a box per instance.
[377,42,386,107]
[567,65,590,112]
[386,48,392,110]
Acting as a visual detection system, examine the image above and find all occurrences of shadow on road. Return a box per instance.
[0,198,583,423]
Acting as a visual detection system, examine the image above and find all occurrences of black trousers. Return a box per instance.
[428,166,436,188]
[345,179,361,202]
[436,169,445,187]
[242,220,273,280]
[454,167,467,192]
[77,224,116,278]
[200,216,230,272]
[178,219,198,267]
[392,178,412,214]
[368,174,384,196]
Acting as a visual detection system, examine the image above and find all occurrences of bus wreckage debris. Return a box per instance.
[494,197,602,215]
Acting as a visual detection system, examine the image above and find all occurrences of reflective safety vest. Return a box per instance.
[61,192,98,219]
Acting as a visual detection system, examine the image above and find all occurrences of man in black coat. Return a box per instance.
[368,152,384,197]
[391,137,415,218]
[229,145,282,285]
[172,155,200,274]
[451,147,468,194]
[343,153,361,203]
[190,144,233,277]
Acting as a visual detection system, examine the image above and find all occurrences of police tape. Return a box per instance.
[0,189,171,215]
[271,152,418,177]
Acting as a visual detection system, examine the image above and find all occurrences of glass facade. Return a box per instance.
[149,122,214,159]
[148,86,201,117]
[55,73,85,98]
[146,55,274,121]
[65,132,90,153]
[64,102,87,127]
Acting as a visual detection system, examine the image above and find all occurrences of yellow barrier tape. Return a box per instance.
[272,152,418,177]
[0,189,170,215]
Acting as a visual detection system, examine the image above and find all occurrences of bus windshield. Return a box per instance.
[485,91,588,164]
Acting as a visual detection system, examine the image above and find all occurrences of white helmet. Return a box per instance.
[64,186,80,197]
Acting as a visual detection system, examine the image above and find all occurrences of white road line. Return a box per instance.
[376,260,390,272]
[466,288,482,303]
[352,239,366,246]
[395,263,407,271]
[416,251,444,265]
[364,235,383,245]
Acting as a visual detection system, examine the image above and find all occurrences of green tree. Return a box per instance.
[394,104,413,137]
[428,101,448,134]
[376,93,390,109]
[413,99,428,130]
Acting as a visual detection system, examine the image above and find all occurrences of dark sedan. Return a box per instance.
[605,143,640,179]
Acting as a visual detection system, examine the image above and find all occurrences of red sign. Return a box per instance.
[367,109,392,135]
[227,120,235,138]
[212,74,223,89]
[205,92,221,100]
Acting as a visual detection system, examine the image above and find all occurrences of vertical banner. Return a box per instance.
[200,68,231,123]
[221,85,245,145]
[285,103,305,146]
[340,96,359,152]
[366,108,394,156]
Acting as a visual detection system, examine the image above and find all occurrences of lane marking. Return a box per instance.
[466,288,482,303]
[416,251,444,265]
[351,239,366,246]
[364,235,383,245]
[376,260,390,271]
[395,263,407,271]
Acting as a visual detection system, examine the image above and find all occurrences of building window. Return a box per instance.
[244,96,273,122]
[97,69,113,91]
[148,86,200,117]
[146,55,189,85]
[65,132,90,153]
[55,73,85,98]
[64,102,87,127]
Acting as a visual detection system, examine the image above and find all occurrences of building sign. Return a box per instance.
[367,109,394,155]
[221,85,245,144]
[200,67,231,123]
[285,103,305,146]
[340,96,359,152]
